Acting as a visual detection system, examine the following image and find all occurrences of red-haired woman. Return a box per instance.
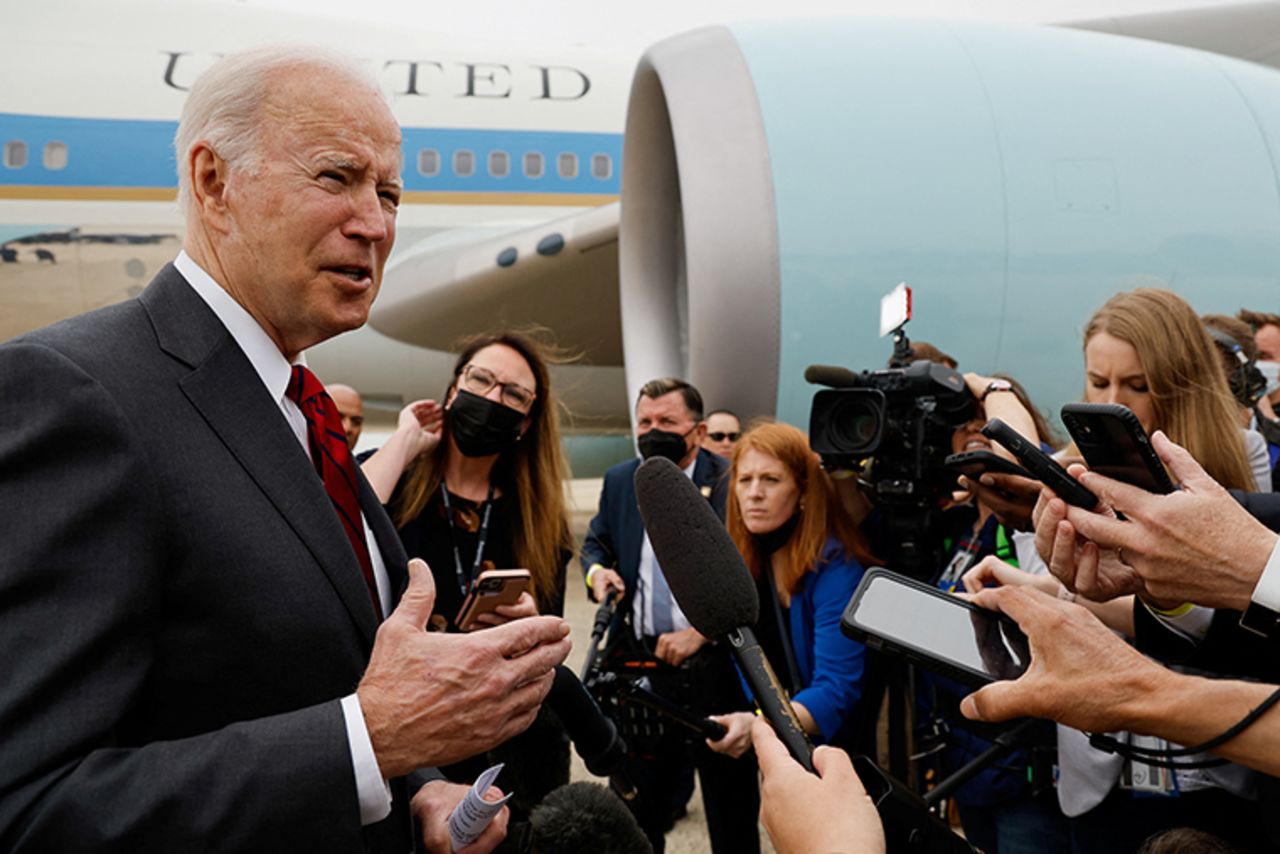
[707,421,875,757]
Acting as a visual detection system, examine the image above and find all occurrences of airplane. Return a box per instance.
[5,0,1280,473]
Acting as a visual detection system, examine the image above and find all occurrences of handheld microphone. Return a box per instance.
[633,457,816,773]
[579,591,618,681]
[804,363,861,388]
[547,666,636,799]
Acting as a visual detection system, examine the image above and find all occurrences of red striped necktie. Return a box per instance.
[287,365,382,618]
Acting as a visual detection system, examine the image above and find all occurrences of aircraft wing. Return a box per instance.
[1065,1,1280,70]
[370,202,622,366]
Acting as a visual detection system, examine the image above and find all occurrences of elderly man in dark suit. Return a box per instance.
[0,46,570,853]
[582,377,759,854]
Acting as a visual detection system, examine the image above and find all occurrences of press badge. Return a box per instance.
[1120,735,1176,794]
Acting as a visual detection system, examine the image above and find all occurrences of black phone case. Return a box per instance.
[943,450,1031,480]
[1060,403,1175,494]
[840,568,1030,690]
[980,418,1099,509]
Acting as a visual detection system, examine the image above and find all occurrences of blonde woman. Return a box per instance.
[965,289,1265,852]
[1078,288,1253,491]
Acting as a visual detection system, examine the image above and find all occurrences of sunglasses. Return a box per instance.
[708,431,740,443]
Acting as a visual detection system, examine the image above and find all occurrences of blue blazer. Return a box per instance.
[784,539,868,743]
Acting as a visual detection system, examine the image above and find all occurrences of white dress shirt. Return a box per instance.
[631,456,696,638]
[175,251,393,825]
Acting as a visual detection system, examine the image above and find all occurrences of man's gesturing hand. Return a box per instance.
[358,559,572,778]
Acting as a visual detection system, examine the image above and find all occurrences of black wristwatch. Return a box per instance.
[1239,600,1280,638]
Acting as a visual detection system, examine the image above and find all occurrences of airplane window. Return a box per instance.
[489,151,509,178]
[454,150,475,177]
[4,141,27,169]
[591,153,612,180]
[557,153,578,179]
[43,142,68,170]
[417,149,439,177]
[523,152,544,179]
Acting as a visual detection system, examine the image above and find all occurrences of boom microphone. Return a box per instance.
[546,666,635,799]
[804,363,861,388]
[634,456,816,773]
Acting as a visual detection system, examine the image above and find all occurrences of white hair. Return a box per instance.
[174,45,387,213]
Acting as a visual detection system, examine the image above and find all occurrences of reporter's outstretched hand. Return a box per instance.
[358,559,572,777]
[1063,431,1277,611]
[962,555,1062,597]
[706,711,756,758]
[959,472,1041,532]
[1031,484,1146,602]
[960,586,1163,732]
[752,717,885,854]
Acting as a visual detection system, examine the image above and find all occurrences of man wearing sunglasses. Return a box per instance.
[702,409,742,459]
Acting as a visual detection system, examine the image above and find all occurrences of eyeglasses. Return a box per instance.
[708,431,740,443]
[459,364,536,411]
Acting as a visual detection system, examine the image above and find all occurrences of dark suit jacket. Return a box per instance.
[0,265,416,851]
[580,448,729,619]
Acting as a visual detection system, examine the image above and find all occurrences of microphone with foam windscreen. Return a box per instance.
[804,363,861,388]
[633,456,816,773]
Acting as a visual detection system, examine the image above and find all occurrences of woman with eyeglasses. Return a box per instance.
[361,331,575,817]
[362,329,572,631]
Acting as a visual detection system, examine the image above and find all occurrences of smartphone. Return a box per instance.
[1060,403,1175,494]
[841,569,1031,688]
[980,418,1099,510]
[455,569,531,630]
[943,449,1031,480]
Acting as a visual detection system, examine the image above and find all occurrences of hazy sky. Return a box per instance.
[234,0,1240,50]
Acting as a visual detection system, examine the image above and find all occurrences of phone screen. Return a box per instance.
[1062,406,1174,494]
[846,572,1030,683]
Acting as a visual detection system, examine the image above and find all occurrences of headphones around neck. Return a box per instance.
[1205,325,1267,407]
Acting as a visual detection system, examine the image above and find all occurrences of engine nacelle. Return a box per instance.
[620,18,1280,426]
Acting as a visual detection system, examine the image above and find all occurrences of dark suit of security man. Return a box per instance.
[0,47,569,853]
[582,378,760,854]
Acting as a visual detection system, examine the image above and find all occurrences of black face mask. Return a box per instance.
[637,427,693,464]
[448,390,525,457]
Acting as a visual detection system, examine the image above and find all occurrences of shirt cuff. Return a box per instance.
[1249,536,1280,611]
[341,693,392,825]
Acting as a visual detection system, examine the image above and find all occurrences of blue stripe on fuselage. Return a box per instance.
[0,113,623,195]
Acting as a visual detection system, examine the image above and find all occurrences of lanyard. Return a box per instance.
[938,515,999,591]
[440,481,495,596]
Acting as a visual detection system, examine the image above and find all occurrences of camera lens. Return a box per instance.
[817,393,883,455]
